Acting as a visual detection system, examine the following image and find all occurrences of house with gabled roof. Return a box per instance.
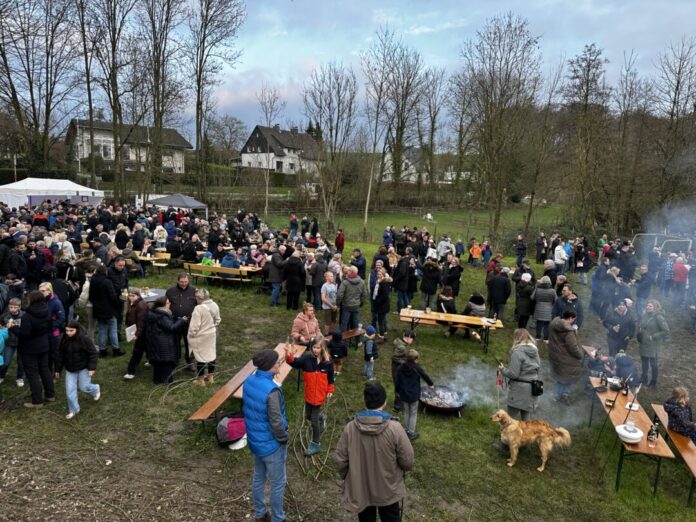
[240,124,321,175]
[65,119,193,175]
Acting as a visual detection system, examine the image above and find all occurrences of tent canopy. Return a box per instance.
[147,193,207,210]
[0,177,104,208]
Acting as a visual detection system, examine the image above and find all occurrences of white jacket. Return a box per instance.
[554,245,568,264]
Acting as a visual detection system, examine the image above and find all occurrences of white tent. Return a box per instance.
[0,177,105,208]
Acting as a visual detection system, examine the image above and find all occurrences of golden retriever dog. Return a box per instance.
[490,410,571,472]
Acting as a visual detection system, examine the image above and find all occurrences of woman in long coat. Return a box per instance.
[187,288,221,385]
[283,250,305,311]
[146,297,186,385]
[500,329,540,420]
[531,276,556,341]
[637,299,670,387]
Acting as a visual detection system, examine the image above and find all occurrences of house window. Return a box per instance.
[257,162,262,167]
[276,161,283,172]
[122,145,130,161]
[102,144,111,159]
[289,163,295,171]
[247,162,251,166]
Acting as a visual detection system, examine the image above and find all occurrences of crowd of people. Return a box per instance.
[2,199,696,522]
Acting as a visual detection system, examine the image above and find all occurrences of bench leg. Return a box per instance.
[615,445,625,492]
[296,368,302,391]
[588,395,595,428]
[482,327,490,353]
[653,457,662,497]
[689,477,695,507]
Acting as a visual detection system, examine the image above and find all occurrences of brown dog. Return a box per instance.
[490,410,571,472]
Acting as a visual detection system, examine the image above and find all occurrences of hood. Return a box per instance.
[354,411,391,435]
[344,276,362,286]
[399,361,419,377]
[469,295,485,306]
[151,307,172,318]
[26,301,50,319]
[516,344,539,358]
[550,317,573,333]
[538,282,552,289]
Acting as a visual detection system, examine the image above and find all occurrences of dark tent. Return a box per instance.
[147,193,208,218]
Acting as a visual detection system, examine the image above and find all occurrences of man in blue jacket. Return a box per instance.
[243,349,288,522]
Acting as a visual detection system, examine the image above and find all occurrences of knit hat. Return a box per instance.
[364,382,387,409]
[252,349,279,371]
[365,325,376,336]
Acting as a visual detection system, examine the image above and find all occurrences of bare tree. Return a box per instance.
[416,66,447,191]
[0,0,80,171]
[652,37,696,208]
[447,70,477,196]
[185,0,245,201]
[303,62,358,232]
[360,26,395,239]
[563,43,611,232]
[458,12,541,245]
[207,114,246,163]
[256,83,285,223]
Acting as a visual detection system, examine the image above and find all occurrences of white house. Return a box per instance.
[240,124,321,175]
[66,119,193,175]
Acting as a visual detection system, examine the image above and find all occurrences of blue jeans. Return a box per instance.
[65,369,100,414]
[313,286,322,310]
[396,290,410,312]
[340,308,360,332]
[271,282,282,306]
[97,317,119,350]
[364,360,374,379]
[0,345,25,379]
[554,381,572,400]
[252,445,287,522]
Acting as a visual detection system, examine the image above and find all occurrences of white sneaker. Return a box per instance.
[16,378,24,387]
[123,374,135,380]
[66,412,77,419]
[93,388,101,401]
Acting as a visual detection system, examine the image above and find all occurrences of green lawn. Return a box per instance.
[1,247,693,520]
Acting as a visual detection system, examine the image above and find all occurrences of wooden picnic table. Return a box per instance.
[188,342,307,421]
[139,288,166,303]
[588,377,674,494]
[233,343,307,399]
[399,308,503,352]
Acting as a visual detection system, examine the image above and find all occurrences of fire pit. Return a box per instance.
[419,385,468,417]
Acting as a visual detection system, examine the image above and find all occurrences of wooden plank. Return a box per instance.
[653,404,696,477]
[188,360,256,421]
[589,377,674,458]
[232,343,307,399]
[399,308,503,329]
[342,328,365,340]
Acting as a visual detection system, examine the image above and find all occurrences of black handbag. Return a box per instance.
[511,378,544,396]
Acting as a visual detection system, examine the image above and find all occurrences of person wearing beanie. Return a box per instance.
[285,338,334,456]
[243,348,288,522]
[395,349,434,440]
[335,382,414,520]
[327,330,348,376]
[363,325,378,380]
[515,272,535,329]
[391,330,415,412]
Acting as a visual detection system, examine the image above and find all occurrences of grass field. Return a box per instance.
[1,242,695,520]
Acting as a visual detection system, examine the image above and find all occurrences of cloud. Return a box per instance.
[405,19,468,35]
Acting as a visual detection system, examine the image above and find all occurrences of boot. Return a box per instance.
[112,348,125,357]
[204,373,215,384]
[304,441,321,456]
[193,376,206,386]
[99,349,109,358]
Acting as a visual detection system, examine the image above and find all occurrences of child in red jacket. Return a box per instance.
[285,338,335,456]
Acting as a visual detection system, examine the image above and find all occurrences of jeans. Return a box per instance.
[556,262,565,276]
[313,286,322,310]
[403,401,418,433]
[364,360,374,379]
[65,369,100,414]
[97,317,119,351]
[270,282,282,306]
[535,320,550,340]
[641,356,658,386]
[419,292,436,310]
[396,290,410,312]
[358,502,400,522]
[515,255,524,267]
[21,351,55,404]
[554,381,572,400]
[126,339,147,374]
[0,345,25,379]
[507,406,530,420]
[305,402,322,443]
[340,308,360,332]
[252,445,287,522]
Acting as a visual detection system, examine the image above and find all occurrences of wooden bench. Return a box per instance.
[652,403,696,506]
[152,252,171,273]
[188,343,306,421]
[184,263,253,285]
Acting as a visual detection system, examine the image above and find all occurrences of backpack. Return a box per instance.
[216,412,246,446]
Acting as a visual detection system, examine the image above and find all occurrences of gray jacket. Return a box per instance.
[267,252,286,283]
[502,344,541,412]
[532,284,556,321]
[336,276,366,310]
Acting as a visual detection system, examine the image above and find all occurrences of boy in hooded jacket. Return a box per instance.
[395,349,434,440]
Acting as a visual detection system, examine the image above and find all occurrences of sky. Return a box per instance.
[213,0,696,133]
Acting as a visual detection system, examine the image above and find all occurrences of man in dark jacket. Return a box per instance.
[515,234,527,267]
[309,254,327,309]
[393,250,412,312]
[602,300,636,356]
[89,266,122,357]
[166,273,197,368]
[548,310,583,405]
[552,284,584,329]
[7,243,28,280]
[24,239,45,290]
[487,268,511,320]
[633,264,652,317]
[107,257,129,333]
[351,248,367,280]
[268,245,286,307]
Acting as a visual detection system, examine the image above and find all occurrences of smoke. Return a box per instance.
[643,200,696,237]
[447,357,593,429]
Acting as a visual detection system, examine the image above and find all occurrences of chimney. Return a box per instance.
[291,126,298,135]
[273,124,280,132]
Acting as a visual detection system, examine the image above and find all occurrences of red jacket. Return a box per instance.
[673,262,689,283]
[286,352,334,406]
[335,232,345,251]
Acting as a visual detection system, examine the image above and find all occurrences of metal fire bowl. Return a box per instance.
[419,385,468,416]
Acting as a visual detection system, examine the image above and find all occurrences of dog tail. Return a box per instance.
[553,428,571,448]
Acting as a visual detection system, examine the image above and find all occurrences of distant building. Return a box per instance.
[240,124,321,174]
[65,119,193,175]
